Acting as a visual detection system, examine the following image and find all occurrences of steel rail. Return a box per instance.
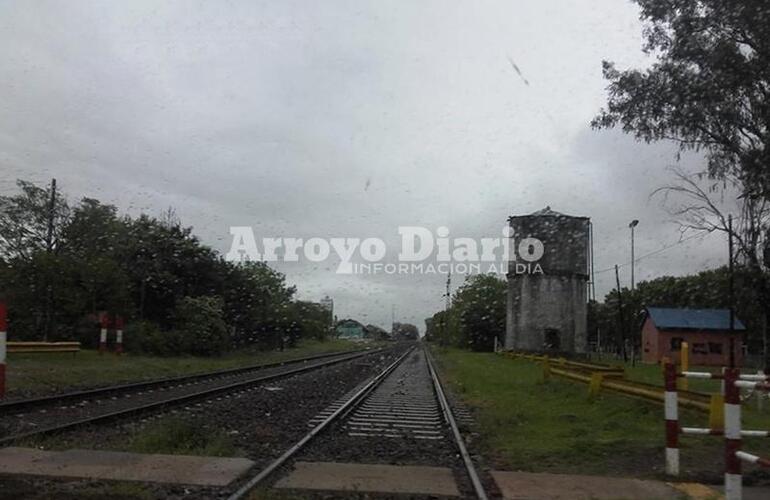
[0,348,373,413]
[227,346,415,500]
[0,348,383,447]
[426,348,489,500]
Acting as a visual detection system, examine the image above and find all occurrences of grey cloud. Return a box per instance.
[1,0,734,330]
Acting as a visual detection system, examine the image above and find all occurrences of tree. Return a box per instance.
[593,0,770,197]
[222,261,295,348]
[0,180,70,261]
[650,167,770,365]
[594,0,770,367]
[175,296,229,356]
[393,322,419,340]
[365,324,390,341]
[0,180,71,338]
[425,274,506,351]
[0,179,311,355]
[591,267,766,361]
[451,274,506,351]
[288,300,333,342]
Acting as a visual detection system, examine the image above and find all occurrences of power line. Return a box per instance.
[593,231,707,276]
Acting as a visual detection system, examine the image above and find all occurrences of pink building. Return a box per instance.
[641,307,745,366]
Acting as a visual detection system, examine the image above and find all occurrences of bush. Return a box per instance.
[124,320,183,356]
[122,297,229,356]
[174,296,229,356]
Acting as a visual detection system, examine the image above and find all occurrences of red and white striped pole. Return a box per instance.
[114,316,124,355]
[724,367,742,500]
[99,315,109,354]
[664,361,679,475]
[0,301,7,399]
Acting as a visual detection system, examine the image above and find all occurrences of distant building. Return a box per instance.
[641,307,745,366]
[505,207,590,353]
[335,319,367,341]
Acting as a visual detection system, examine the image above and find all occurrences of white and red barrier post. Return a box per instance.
[664,362,679,475]
[669,365,770,499]
[114,316,124,355]
[0,301,7,399]
[724,367,742,500]
[99,315,109,354]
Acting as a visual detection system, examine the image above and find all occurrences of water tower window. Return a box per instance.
[544,329,561,351]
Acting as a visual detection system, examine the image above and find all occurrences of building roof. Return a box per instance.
[646,307,746,331]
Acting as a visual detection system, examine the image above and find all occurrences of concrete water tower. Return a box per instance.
[505,207,591,353]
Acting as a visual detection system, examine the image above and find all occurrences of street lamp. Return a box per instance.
[629,220,639,290]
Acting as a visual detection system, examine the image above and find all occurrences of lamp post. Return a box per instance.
[629,220,639,290]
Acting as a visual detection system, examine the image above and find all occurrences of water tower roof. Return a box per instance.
[508,206,589,220]
[529,206,564,216]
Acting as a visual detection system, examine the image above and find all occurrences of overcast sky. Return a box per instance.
[0,1,738,331]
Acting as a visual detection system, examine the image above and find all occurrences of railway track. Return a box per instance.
[227,345,489,499]
[0,347,387,446]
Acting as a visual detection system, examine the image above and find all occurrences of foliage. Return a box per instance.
[289,300,332,341]
[0,179,325,355]
[0,180,70,260]
[365,323,390,340]
[174,296,229,356]
[222,261,295,349]
[593,0,770,197]
[392,321,419,340]
[426,273,506,351]
[123,320,182,356]
[589,266,767,356]
[594,1,770,366]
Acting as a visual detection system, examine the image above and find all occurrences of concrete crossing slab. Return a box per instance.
[0,446,253,486]
[275,461,461,497]
[491,470,708,499]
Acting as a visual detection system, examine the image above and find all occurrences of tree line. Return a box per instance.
[424,274,506,351]
[0,180,332,355]
[426,266,768,359]
[590,266,768,363]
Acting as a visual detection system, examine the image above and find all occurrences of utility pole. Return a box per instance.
[43,178,57,341]
[441,270,451,346]
[629,220,639,291]
[391,304,395,337]
[46,179,57,252]
[615,265,627,362]
[445,270,451,312]
[729,214,736,368]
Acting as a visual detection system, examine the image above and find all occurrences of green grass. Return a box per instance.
[431,347,770,481]
[5,338,362,396]
[590,355,724,394]
[126,417,237,456]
